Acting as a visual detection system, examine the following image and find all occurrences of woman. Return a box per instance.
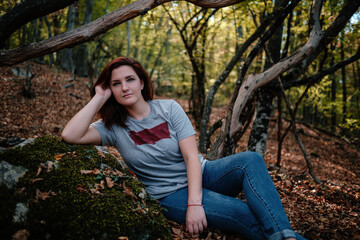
[62,57,306,240]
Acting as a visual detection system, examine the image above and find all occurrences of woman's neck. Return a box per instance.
[125,99,151,120]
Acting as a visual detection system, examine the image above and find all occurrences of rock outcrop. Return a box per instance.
[0,135,170,240]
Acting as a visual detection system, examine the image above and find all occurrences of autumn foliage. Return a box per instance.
[1,63,359,239]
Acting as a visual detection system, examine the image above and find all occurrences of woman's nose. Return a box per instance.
[121,82,129,91]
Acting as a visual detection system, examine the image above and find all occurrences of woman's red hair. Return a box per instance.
[91,57,154,128]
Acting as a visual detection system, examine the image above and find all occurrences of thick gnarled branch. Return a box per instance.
[229,0,323,138]
[0,0,244,66]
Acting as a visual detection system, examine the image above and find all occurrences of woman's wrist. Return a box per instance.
[187,204,203,207]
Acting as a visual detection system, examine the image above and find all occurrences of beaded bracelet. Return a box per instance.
[187,204,204,207]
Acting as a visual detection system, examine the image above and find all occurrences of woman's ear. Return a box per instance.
[141,80,144,90]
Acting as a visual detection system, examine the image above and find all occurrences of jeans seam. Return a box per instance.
[244,167,282,232]
[207,165,282,232]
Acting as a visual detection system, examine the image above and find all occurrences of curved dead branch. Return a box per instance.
[229,0,324,138]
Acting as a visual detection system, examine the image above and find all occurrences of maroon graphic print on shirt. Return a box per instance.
[129,122,171,145]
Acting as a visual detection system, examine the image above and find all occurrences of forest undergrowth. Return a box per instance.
[1,63,359,239]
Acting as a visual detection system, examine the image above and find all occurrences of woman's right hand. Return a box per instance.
[95,84,112,100]
[62,84,111,145]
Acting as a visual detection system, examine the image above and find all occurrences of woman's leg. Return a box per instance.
[159,187,266,240]
[202,151,306,240]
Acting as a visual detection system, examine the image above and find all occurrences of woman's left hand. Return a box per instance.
[186,205,208,235]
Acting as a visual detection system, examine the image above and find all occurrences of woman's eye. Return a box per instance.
[127,78,135,82]
[112,82,120,86]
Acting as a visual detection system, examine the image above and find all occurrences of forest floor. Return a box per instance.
[1,62,359,240]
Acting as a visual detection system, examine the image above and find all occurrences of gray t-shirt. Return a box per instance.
[91,99,206,199]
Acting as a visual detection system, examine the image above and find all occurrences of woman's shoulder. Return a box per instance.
[150,99,178,108]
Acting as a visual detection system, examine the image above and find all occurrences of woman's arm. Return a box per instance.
[179,135,208,235]
[61,85,111,145]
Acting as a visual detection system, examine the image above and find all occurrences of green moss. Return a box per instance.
[0,135,171,240]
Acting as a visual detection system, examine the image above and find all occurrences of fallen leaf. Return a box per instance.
[106,177,114,188]
[54,153,66,160]
[114,169,124,177]
[172,227,182,235]
[122,182,137,199]
[36,163,46,176]
[80,168,101,175]
[132,204,147,214]
[12,229,30,240]
[32,178,43,183]
[76,185,87,192]
[90,188,102,195]
[35,189,53,201]
[97,150,106,158]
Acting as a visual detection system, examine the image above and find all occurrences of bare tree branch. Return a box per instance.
[229,0,306,138]
[285,46,360,88]
[0,0,244,66]
[282,0,360,84]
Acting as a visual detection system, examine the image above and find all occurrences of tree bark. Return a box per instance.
[0,0,244,66]
[247,0,285,156]
[247,89,274,156]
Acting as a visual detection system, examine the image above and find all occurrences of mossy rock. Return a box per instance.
[0,135,171,240]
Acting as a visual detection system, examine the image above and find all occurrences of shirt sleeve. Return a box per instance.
[169,100,196,141]
[90,119,115,146]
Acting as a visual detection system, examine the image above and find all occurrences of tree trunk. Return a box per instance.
[330,52,337,133]
[126,21,131,57]
[247,0,285,156]
[340,34,347,125]
[43,16,54,66]
[353,62,360,119]
[198,8,280,153]
[73,0,94,77]
[247,89,274,156]
[57,4,76,72]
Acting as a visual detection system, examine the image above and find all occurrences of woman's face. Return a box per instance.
[109,65,144,107]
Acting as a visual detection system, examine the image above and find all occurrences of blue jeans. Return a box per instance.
[159,152,306,240]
